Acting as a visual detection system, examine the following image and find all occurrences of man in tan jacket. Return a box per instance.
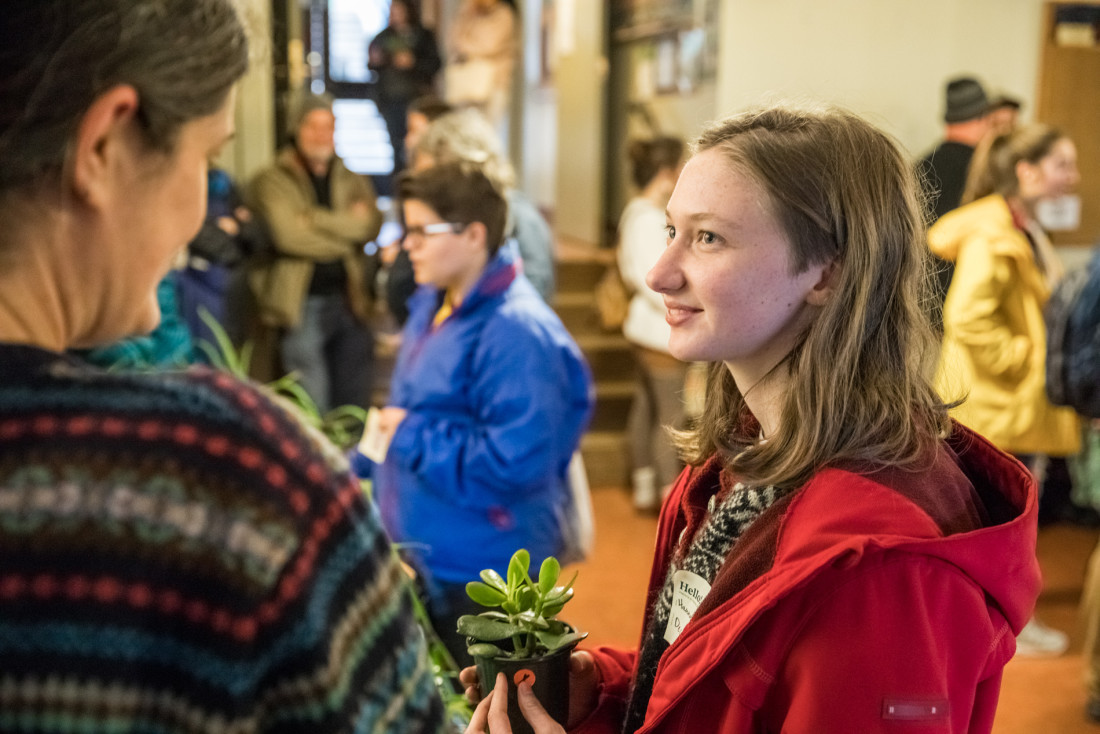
[249,94,382,412]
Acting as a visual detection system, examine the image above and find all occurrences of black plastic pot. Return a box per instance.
[471,635,577,734]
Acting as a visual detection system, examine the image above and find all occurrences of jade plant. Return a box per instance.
[457,549,587,659]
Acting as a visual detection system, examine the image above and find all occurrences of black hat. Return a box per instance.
[944,77,989,123]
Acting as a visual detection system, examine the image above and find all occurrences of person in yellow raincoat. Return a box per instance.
[930,122,1081,656]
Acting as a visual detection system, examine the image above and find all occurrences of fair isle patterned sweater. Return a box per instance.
[0,344,447,734]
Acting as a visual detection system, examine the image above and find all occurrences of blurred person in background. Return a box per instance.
[248,94,382,413]
[988,92,1023,137]
[917,76,992,333]
[918,76,992,224]
[413,107,555,301]
[405,95,454,156]
[363,162,592,667]
[368,0,442,175]
[179,166,269,350]
[0,1,446,731]
[617,136,688,512]
[932,123,1082,657]
[445,0,517,125]
[383,95,455,327]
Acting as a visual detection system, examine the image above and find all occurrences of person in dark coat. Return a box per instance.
[916,75,992,332]
[368,0,442,174]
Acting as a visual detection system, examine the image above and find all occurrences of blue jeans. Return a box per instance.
[280,294,373,413]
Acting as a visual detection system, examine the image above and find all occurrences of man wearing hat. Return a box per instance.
[917,76,991,332]
[248,94,382,412]
[918,76,992,222]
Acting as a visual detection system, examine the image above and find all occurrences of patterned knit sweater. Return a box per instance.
[0,344,447,733]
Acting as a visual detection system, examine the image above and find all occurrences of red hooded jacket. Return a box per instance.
[575,423,1040,733]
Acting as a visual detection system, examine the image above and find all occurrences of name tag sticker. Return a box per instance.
[663,569,711,645]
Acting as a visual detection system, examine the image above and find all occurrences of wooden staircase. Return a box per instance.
[553,250,636,489]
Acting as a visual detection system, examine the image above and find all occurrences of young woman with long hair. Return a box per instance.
[463,104,1040,734]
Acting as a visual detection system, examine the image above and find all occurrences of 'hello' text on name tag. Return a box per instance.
[664,569,711,645]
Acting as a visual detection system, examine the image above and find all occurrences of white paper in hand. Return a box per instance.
[358,407,392,463]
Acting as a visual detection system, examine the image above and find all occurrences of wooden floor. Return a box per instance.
[565,485,1100,732]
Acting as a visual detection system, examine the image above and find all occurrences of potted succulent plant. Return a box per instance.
[457,548,587,734]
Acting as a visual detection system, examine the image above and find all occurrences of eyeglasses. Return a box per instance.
[402,222,466,243]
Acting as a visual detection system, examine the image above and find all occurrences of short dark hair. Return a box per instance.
[398,162,509,255]
[0,0,249,194]
[626,136,684,189]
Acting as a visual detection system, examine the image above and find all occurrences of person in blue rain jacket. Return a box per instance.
[360,162,593,665]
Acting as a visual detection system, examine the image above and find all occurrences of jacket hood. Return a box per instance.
[774,422,1039,634]
[928,194,1031,266]
[663,422,1040,674]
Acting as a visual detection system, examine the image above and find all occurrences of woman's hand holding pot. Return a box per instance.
[460,651,600,730]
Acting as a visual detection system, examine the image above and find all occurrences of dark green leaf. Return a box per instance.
[541,599,566,618]
[515,611,550,629]
[455,615,523,641]
[467,642,504,658]
[465,581,507,608]
[534,628,588,653]
[543,619,567,634]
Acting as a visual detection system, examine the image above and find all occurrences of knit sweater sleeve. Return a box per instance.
[249,433,447,732]
[0,354,448,733]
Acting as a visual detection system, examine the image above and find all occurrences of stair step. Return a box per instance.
[580,430,629,488]
[575,332,631,351]
[554,293,602,332]
[557,259,610,292]
[584,348,635,382]
[553,292,592,308]
[596,379,635,399]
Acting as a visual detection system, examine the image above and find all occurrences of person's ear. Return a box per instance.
[464,220,489,252]
[805,259,840,306]
[1016,160,1040,188]
[70,85,140,207]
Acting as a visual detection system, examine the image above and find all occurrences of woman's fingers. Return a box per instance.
[487,673,513,732]
[517,681,566,733]
[464,689,493,734]
[465,673,566,734]
[459,665,481,704]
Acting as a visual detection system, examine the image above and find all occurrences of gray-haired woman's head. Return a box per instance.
[0,0,249,197]
[413,107,516,191]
